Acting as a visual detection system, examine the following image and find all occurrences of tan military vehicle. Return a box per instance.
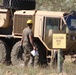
[0,0,76,66]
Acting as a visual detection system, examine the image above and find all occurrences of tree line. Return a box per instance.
[0,0,76,11]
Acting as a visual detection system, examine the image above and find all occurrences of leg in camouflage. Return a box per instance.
[34,55,39,66]
[23,43,33,66]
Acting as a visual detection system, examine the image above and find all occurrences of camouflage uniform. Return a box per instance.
[22,26,34,66]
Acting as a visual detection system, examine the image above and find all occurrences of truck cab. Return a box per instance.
[34,11,66,50]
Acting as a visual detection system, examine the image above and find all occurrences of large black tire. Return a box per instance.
[11,41,24,66]
[0,40,8,63]
[3,0,36,10]
[34,39,48,67]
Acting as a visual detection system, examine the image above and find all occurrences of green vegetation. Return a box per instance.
[0,0,2,5]
[36,0,76,11]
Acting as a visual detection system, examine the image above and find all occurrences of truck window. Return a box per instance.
[46,17,60,30]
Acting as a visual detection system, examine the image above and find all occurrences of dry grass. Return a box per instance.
[0,55,76,75]
[0,64,55,75]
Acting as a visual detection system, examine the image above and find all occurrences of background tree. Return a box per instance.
[0,0,76,11]
[36,0,76,11]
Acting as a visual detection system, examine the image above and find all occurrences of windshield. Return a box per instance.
[45,17,60,30]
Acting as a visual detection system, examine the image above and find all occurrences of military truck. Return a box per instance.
[0,0,76,66]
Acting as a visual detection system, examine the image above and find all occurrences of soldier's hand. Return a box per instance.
[33,46,36,50]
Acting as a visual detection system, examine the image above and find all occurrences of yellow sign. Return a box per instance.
[52,34,66,49]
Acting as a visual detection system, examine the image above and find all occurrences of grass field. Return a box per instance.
[0,55,76,75]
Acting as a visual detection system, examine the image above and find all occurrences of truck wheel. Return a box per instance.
[11,41,24,66]
[0,40,7,63]
[3,0,36,10]
[34,41,47,67]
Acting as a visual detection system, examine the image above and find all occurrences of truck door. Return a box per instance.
[43,17,61,49]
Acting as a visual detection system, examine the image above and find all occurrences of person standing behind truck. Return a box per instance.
[21,19,36,67]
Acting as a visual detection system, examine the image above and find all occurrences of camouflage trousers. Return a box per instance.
[23,42,39,67]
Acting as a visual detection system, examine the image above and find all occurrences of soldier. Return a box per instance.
[21,19,36,66]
